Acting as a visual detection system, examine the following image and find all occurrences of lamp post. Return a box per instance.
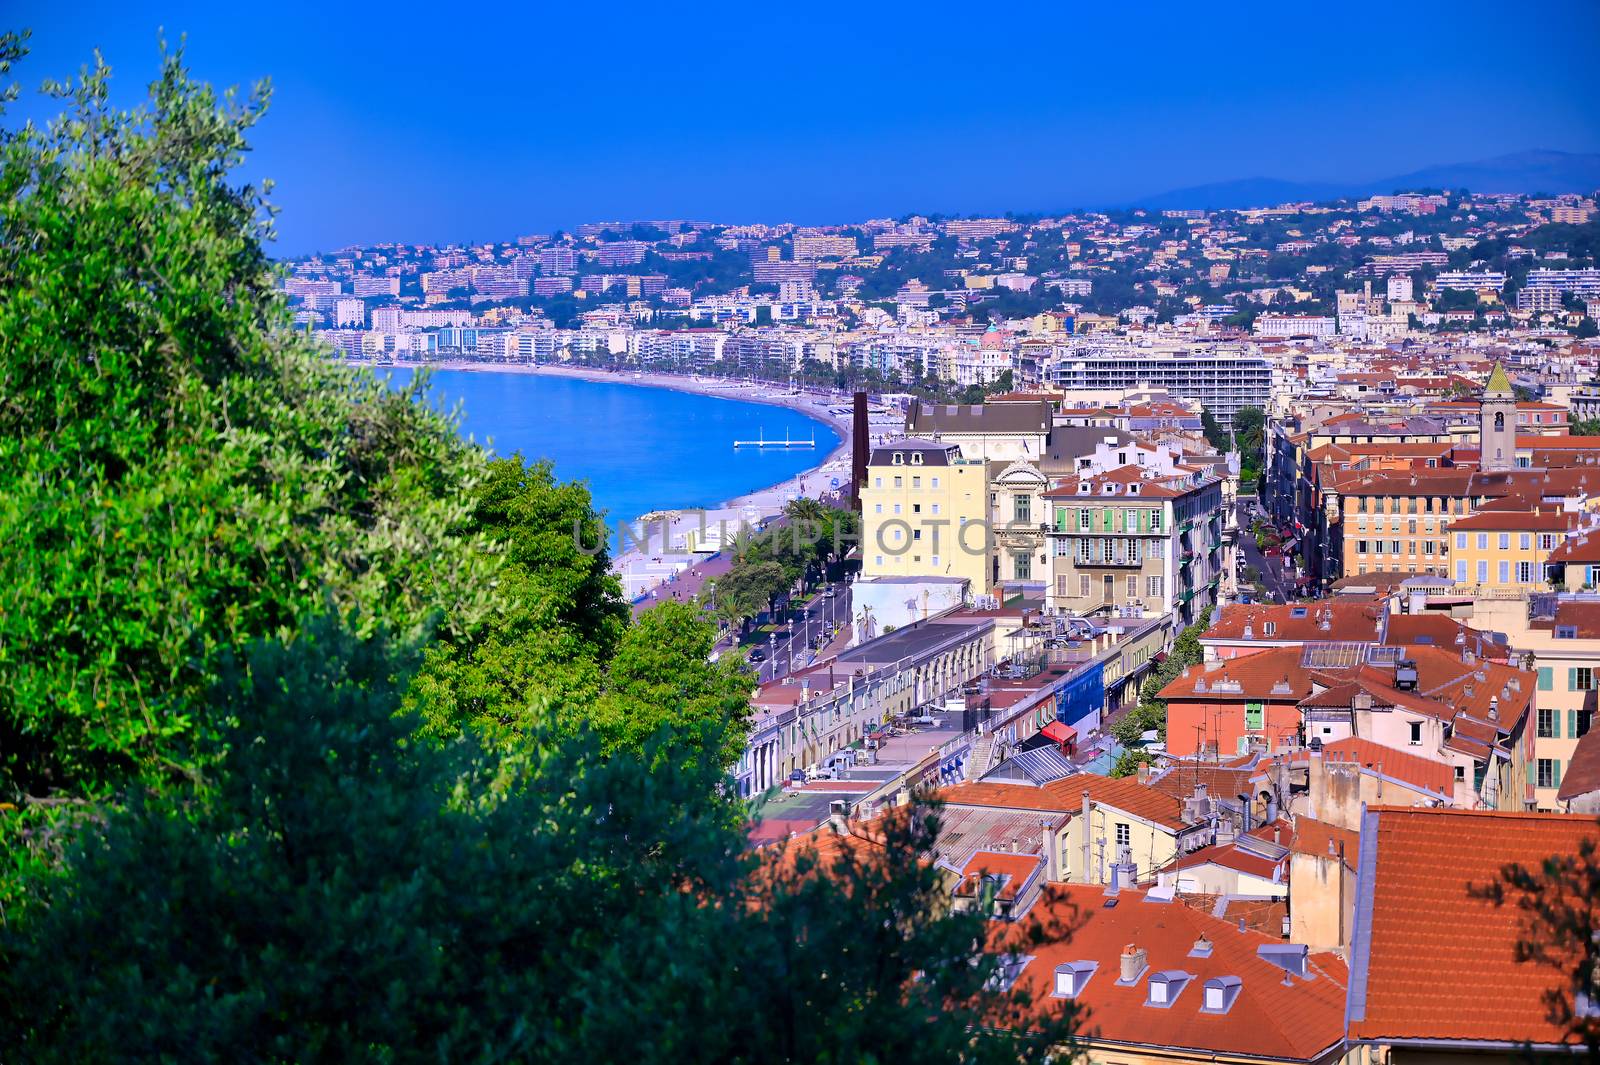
[768,632,778,681]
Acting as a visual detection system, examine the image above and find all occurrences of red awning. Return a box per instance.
[1040,721,1077,745]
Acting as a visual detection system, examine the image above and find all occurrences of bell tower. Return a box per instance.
[1479,362,1516,472]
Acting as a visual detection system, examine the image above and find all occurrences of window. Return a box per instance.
[893,504,901,515]
[1014,554,1031,579]
[893,476,902,489]
[1147,575,1164,598]
[1538,708,1557,738]
[1499,533,1510,551]
[1499,561,1510,585]
[1456,560,1468,581]
[1541,533,1556,551]
[1575,668,1596,691]
[1557,625,1577,639]
[873,476,882,488]
[874,555,884,567]
[1456,532,1467,550]
[911,476,921,488]
[1408,721,1422,745]
[1521,534,1531,550]
[912,529,922,540]
[1519,561,1533,583]
[1263,622,1277,637]
[1537,758,1559,789]
[931,477,940,488]
[1245,701,1263,730]
[874,503,883,514]
[1150,510,1163,533]
[1078,509,1091,532]
[932,504,940,515]
[1079,574,1091,597]
[1391,541,1402,555]
[1115,823,1131,847]
[1014,494,1031,524]
[1358,540,1368,555]
[1055,575,1067,597]
[1128,575,1138,596]
[1477,533,1488,550]
[931,555,940,567]
[1539,667,1553,691]
[1477,561,1488,583]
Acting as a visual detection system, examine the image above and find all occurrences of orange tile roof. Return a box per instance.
[1159,647,1314,703]
[1201,603,1385,645]
[1349,807,1600,1047]
[1000,886,1347,1061]
[941,776,1191,833]
[1312,737,1453,799]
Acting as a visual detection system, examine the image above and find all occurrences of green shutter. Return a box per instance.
[1538,667,1553,691]
[1554,760,1563,788]
[1571,668,1581,691]
[1570,709,1579,739]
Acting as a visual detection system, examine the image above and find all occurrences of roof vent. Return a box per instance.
[1190,935,1213,958]
[1257,943,1309,980]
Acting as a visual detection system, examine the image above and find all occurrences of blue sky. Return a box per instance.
[7,0,1598,254]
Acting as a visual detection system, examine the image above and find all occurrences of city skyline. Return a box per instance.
[9,0,1599,253]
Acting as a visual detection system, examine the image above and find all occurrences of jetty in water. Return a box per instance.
[733,430,816,449]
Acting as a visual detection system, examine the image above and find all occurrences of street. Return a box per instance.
[1235,498,1294,604]
[751,580,854,683]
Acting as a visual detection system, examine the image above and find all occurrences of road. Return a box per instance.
[1234,499,1294,604]
[749,580,854,683]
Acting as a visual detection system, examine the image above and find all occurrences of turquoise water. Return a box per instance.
[383,368,840,530]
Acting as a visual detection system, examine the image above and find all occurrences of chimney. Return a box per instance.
[851,392,870,509]
[1082,790,1093,883]
[828,798,850,836]
[1120,944,1149,983]
[1137,762,1153,786]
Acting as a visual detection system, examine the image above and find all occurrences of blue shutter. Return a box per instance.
[1570,710,1578,739]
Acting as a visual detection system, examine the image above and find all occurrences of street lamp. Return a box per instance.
[768,632,778,680]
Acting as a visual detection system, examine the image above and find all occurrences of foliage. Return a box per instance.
[0,35,496,904]
[1571,417,1600,437]
[1,619,1081,1062]
[1469,829,1600,1058]
[406,455,627,745]
[1109,749,1156,779]
[1200,408,1229,452]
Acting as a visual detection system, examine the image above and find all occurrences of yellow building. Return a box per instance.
[859,438,991,594]
[1496,599,1600,810]
[1447,506,1573,592]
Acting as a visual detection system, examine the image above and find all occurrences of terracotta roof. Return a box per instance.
[1167,842,1286,882]
[940,775,1191,833]
[954,850,1045,901]
[1557,728,1600,801]
[1311,737,1454,799]
[1530,600,1600,639]
[1000,886,1347,1061]
[1201,603,1384,645]
[1288,817,1359,868]
[1159,647,1314,703]
[1350,807,1600,1047]
[1449,509,1576,532]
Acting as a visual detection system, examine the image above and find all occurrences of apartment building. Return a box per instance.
[1447,506,1573,592]
[1047,348,1271,429]
[903,399,1052,463]
[1043,465,1226,625]
[858,440,991,594]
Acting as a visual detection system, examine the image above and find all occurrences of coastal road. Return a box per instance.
[763,582,853,683]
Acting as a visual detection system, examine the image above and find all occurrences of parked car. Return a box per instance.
[748,648,766,663]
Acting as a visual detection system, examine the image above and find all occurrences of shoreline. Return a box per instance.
[401,359,856,589]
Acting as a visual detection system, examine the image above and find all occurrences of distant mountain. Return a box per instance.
[1131,150,1600,211]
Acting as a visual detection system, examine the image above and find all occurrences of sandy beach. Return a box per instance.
[415,360,855,592]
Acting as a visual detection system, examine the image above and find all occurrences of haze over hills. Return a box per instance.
[1132,149,1600,210]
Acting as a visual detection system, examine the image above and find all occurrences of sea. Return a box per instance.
[382,368,841,534]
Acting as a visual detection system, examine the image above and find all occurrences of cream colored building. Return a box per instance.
[859,439,991,595]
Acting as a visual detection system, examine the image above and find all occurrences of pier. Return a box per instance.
[733,430,816,449]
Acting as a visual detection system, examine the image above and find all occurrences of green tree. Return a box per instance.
[1109,749,1156,778]
[0,35,496,898]
[407,455,628,745]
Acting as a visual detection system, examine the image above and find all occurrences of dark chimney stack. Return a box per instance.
[851,391,869,510]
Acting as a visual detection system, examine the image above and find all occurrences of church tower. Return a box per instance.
[1479,362,1516,472]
